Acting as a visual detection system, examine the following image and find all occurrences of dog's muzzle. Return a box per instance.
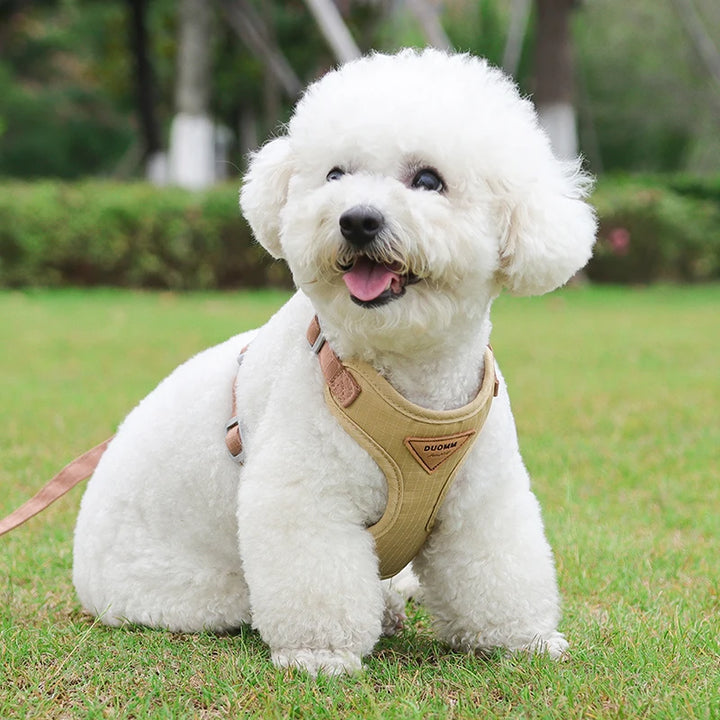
[338,205,419,308]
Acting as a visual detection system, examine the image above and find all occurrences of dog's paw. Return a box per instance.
[449,629,570,661]
[271,648,362,676]
[382,578,407,637]
[521,632,570,660]
[381,589,406,637]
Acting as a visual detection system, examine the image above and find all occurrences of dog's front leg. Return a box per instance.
[236,467,384,676]
[413,456,569,659]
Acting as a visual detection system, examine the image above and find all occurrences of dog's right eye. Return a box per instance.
[326,167,345,182]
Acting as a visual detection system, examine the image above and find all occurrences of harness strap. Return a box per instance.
[225,384,243,460]
[0,437,113,537]
[225,346,249,462]
[306,316,360,407]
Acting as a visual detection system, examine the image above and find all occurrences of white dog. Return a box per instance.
[73,49,596,676]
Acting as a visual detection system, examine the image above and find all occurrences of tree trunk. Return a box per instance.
[215,0,302,98]
[534,0,578,160]
[175,0,212,114]
[302,0,361,63]
[127,0,161,174]
[168,0,215,189]
[502,0,531,77]
[669,0,720,113]
[406,0,453,51]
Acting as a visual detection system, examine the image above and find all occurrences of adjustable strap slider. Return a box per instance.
[311,330,326,355]
[225,416,244,463]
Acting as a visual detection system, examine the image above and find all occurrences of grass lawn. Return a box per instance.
[1,285,718,719]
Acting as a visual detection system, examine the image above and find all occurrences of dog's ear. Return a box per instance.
[240,137,294,259]
[497,162,597,296]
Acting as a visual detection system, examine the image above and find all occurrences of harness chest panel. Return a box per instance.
[310,319,497,579]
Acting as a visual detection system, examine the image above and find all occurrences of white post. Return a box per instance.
[168,0,216,189]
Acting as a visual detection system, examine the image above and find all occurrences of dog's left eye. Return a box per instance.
[326,167,345,182]
[411,169,444,192]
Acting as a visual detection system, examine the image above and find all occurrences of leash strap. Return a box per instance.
[0,437,113,537]
[3,341,250,537]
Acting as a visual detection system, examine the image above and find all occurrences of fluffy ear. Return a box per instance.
[498,163,597,296]
[240,137,294,259]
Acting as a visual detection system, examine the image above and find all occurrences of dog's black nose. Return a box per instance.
[339,205,385,247]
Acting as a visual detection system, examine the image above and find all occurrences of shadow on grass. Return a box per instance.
[68,600,509,681]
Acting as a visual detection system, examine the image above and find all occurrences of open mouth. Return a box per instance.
[341,256,418,308]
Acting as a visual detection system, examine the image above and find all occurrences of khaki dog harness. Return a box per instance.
[3,316,498,581]
[303,317,498,578]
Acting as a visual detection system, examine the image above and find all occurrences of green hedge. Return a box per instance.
[1,176,718,288]
[0,181,291,289]
[588,175,720,283]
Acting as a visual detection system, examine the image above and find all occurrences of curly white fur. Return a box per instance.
[73,49,596,675]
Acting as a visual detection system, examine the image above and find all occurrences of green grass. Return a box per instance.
[1,285,719,719]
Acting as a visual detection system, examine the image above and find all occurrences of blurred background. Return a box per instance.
[1,0,719,288]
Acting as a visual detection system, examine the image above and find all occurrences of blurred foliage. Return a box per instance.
[0,181,290,288]
[1,175,718,289]
[0,0,718,179]
[588,175,720,283]
[210,2,342,146]
[0,1,135,178]
[575,0,720,174]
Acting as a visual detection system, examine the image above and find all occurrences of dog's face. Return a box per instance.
[241,50,596,351]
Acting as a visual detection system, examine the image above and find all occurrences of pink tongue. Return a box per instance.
[343,256,401,302]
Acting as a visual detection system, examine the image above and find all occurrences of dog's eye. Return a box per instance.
[326,167,345,182]
[411,169,444,192]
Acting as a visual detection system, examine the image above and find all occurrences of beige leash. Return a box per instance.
[0,437,113,537]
